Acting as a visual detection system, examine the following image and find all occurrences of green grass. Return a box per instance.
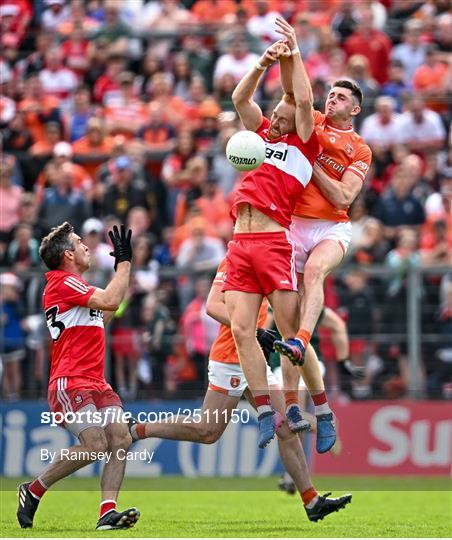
[1,477,450,537]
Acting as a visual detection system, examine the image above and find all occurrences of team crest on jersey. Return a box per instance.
[74,395,83,404]
[345,143,354,155]
[230,376,241,388]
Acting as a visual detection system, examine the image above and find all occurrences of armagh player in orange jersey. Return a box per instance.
[130,259,352,522]
[270,17,372,453]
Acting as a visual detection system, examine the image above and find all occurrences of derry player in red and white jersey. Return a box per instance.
[223,40,321,450]
[269,17,371,454]
[17,222,140,532]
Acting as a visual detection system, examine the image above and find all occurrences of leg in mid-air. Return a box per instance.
[131,388,240,444]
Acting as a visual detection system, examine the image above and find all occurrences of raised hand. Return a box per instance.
[108,224,133,271]
[259,40,291,68]
[275,16,298,51]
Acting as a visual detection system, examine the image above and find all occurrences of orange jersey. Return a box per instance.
[293,110,372,222]
[209,259,269,364]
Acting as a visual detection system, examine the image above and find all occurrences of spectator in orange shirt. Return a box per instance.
[191,0,236,25]
[72,117,115,180]
[18,75,61,143]
[138,101,176,154]
[29,121,62,157]
[35,141,92,199]
[147,72,191,128]
[412,44,449,113]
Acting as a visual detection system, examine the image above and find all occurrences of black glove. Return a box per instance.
[108,224,133,270]
[256,328,278,361]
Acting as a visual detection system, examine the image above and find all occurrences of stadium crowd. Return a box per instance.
[0,0,450,402]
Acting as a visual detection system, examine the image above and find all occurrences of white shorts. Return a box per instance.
[208,360,280,397]
[290,216,352,273]
[273,362,326,391]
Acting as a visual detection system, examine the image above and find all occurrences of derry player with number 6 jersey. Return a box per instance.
[17,222,140,532]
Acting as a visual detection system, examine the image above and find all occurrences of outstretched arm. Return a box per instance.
[232,41,290,131]
[275,17,313,101]
[275,17,313,141]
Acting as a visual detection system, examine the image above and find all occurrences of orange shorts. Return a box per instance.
[223,231,298,295]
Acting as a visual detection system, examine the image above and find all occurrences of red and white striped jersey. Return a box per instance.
[231,117,320,229]
[43,270,105,383]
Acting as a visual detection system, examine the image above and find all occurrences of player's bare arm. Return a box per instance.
[312,165,363,210]
[275,17,313,102]
[88,225,133,312]
[232,41,290,131]
[206,281,230,327]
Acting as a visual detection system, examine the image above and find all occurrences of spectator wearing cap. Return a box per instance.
[412,44,449,114]
[34,141,92,200]
[0,1,31,46]
[41,0,69,31]
[101,156,150,221]
[80,217,113,286]
[360,96,404,151]
[18,75,61,144]
[72,117,115,179]
[39,47,78,111]
[37,161,90,234]
[344,6,392,84]
[398,95,446,154]
[391,19,426,85]
[0,155,23,245]
[103,71,148,138]
[381,59,411,112]
[0,272,27,401]
[193,98,221,152]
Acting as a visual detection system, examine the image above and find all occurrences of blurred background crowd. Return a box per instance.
[0,0,450,403]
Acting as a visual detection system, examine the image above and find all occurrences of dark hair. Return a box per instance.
[332,79,363,106]
[39,222,74,270]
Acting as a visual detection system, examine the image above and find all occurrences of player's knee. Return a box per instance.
[231,321,254,345]
[107,430,132,451]
[198,424,221,444]
[303,260,326,284]
[85,431,109,454]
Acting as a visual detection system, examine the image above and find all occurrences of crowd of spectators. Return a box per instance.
[0,0,450,402]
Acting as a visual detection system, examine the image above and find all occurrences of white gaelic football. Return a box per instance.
[226,130,266,171]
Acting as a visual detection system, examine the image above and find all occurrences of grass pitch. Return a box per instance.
[1,476,450,537]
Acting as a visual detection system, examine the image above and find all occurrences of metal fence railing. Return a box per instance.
[0,264,450,401]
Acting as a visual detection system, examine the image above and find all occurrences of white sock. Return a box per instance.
[305,495,319,509]
[315,403,332,416]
